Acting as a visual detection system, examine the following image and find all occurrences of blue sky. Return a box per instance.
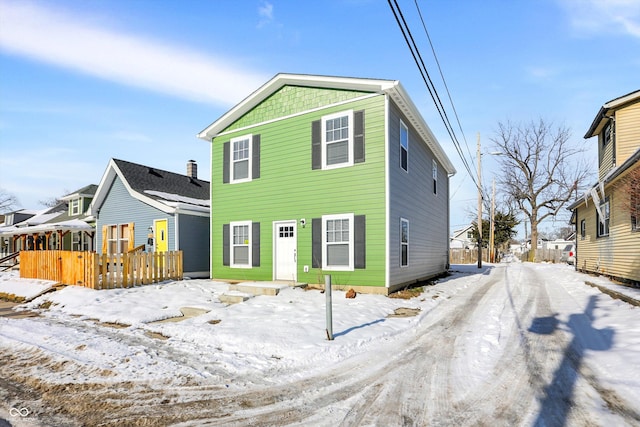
[1,0,639,238]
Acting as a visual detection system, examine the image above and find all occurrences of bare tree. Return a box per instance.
[490,119,591,261]
[0,188,19,213]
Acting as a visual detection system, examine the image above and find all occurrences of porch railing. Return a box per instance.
[19,250,182,289]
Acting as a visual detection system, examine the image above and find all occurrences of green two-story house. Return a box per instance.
[198,74,456,294]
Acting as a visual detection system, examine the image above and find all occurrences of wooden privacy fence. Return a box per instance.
[20,250,182,289]
[449,248,490,264]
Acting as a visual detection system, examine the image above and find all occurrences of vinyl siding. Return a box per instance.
[211,93,387,287]
[575,178,640,283]
[387,100,449,287]
[96,176,211,275]
[616,102,640,165]
[178,214,210,276]
[96,176,176,252]
[599,130,615,181]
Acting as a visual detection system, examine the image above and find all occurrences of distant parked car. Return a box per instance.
[560,244,575,265]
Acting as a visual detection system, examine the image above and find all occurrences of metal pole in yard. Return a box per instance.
[477,133,483,268]
[325,274,333,340]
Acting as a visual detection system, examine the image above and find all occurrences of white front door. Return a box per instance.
[274,221,297,282]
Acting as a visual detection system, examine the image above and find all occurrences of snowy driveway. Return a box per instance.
[1,262,639,426]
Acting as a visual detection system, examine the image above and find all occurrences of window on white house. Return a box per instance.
[401,218,409,267]
[231,221,251,267]
[322,111,353,169]
[597,199,610,237]
[323,213,354,270]
[400,120,409,172]
[231,135,252,183]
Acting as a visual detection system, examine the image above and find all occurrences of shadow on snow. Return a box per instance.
[530,295,614,426]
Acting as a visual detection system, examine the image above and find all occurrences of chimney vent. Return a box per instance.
[187,160,197,179]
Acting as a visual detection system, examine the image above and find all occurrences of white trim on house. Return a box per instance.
[321,213,355,272]
[321,109,354,170]
[230,220,252,268]
[384,94,391,288]
[211,93,380,139]
[197,73,456,176]
[230,134,253,184]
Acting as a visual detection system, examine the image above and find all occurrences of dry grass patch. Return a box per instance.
[0,292,25,303]
[389,287,424,300]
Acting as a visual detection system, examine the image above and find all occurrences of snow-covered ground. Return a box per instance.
[1,260,639,426]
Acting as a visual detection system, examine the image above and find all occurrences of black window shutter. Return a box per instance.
[312,120,321,170]
[312,218,322,268]
[354,215,366,269]
[252,222,260,267]
[252,135,260,179]
[222,224,230,266]
[222,142,230,184]
[354,110,365,163]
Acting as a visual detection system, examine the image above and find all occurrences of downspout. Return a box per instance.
[384,94,390,289]
[175,212,180,251]
[210,137,215,278]
[447,172,452,270]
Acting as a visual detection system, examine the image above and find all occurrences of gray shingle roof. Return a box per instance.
[113,159,210,203]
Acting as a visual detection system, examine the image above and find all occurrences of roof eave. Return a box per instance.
[197,73,398,141]
[584,89,640,138]
[197,73,456,176]
[385,82,457,175]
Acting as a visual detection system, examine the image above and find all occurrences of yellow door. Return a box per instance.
[155,219,168,252]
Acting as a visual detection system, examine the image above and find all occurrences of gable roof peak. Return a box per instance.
[197,73,456,175]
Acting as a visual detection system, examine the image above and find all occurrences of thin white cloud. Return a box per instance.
[0,1,269,106]
[559,0,640,38]
[525,66,558,81]
[112,131,153,143]
[258,1,275,28]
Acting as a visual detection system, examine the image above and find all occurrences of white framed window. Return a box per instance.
[322,213,354,271]
[400,218,409,267]
[106,223,129,254]
[432,160,438,194]
[597,199,610,237]
[70,198,81,216]
[400,120,409,172]
[580,219,586,239]
[231,221,252,268]
[322,110,354,170]
[231,134,252,183]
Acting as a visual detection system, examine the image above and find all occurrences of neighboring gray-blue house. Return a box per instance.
[90,158,210,278]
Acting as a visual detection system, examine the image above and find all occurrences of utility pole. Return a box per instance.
[490,178,495,263]
[477,133,482,269]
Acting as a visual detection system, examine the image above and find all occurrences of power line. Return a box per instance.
[412,0,477,180]
[387,0,484,199]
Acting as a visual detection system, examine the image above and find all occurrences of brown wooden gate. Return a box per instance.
[20,250,94,287]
